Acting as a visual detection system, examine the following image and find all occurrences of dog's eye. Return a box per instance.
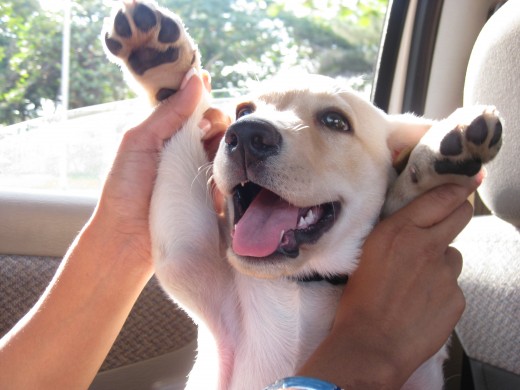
[236,104,255,119]
[319,111,351,132]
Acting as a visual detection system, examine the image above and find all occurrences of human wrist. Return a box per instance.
[297,323,406,390]
[78,211,154,281]
[264,376,343,390]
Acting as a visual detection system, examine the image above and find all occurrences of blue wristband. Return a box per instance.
[264,376,343,390]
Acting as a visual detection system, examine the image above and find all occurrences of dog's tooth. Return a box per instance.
[304,209,315,225]
[298,216,306,229]
[279,230,285,244]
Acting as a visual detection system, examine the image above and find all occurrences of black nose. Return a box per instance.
[224,118,282,166]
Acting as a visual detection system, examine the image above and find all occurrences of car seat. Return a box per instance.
[454,0,520,388]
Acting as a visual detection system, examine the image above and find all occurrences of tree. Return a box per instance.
[0,0,387,126]
[0,0,60,125]
[161,0,386,92]
[0,0,133,126]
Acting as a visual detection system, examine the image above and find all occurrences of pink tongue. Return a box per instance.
[232,189,299,257]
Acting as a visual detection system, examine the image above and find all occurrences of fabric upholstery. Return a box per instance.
[454,217,520,375]
[463,0,520,226]
[0,255,197,371]
[455,0,520,384]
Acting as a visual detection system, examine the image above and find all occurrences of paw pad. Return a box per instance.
[133,4,157,32]
[439,130,463,156]
[434,158,482,177]
[158,17,181,43]
[466,116,490,145]
[128,46,180,76]
[488,121,502,148]
[114,10,132,38]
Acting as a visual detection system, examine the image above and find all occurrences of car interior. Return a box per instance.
[0,0,518,389]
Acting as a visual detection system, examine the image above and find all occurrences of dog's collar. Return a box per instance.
[290,272,349,286]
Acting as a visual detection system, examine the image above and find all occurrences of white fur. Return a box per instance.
[150,75,451,390]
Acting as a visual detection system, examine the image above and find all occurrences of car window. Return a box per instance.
[0,0,388,195]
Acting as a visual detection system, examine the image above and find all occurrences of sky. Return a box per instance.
[39,0,69,13]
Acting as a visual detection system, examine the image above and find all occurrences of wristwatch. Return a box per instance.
[264,376,343,390]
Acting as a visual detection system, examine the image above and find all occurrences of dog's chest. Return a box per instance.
[227,275,343,389]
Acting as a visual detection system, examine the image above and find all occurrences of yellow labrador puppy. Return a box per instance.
[104,2,502,389]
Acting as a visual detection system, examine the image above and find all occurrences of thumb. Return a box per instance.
[140,68,204,142]
[398,182,478,229]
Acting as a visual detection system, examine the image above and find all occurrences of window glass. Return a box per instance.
[0,0,388,195]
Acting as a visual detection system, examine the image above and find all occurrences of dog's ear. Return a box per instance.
[386,114,434,173]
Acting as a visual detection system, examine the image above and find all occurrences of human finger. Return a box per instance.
[396,182,478,229]
[201,107,231,161]
[137,68,204,144]
[201,69,212,92]
[444,246,463,278]
[428,199,474,247]
[202,107,230,140]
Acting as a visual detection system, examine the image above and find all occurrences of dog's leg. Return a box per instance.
[383,106,502,216]
[385,107,501,388]
[380,107,501,389]
[103,0,234,321]
[103,4,237,388]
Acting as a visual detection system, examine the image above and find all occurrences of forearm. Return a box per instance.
[0,70,206,389]
[0,214,153,390]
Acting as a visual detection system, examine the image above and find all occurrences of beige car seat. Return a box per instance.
[454,0,520,388]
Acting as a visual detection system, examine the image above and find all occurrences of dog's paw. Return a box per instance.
[383,106,503,217]
[103,1,200,103]
[432,106,502,177]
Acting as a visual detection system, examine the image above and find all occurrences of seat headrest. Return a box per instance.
[464,0,520,226]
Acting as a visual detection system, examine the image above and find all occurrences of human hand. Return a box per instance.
[90,68,206,271]
[298,178,481,389]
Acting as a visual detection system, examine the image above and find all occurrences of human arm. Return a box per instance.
[298,180,480,389]
[0,69,206,390]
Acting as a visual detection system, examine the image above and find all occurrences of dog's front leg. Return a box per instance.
[103,0,234,321]
[103,3,237,387]
[150,97,234,319]
[383,106,502,216]
[150,101,237,390]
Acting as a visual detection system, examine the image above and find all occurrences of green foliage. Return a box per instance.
[0,0,387,126]
[0,0,132,125]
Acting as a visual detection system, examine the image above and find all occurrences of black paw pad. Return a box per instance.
[466,116,488,145]
[158,17,181,43]
[128,47,180,75]
[156,88,177,101]
[435,158,482,177]
[440,130,463,156]
[115,10,132,38]
[133,4,157,33]
[104,34,122,55]
[489,120,502,147]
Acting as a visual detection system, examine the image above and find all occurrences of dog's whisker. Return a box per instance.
[292,123,309,132]
[191,161,221,216]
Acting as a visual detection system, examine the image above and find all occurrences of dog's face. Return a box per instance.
[213,74,429,279]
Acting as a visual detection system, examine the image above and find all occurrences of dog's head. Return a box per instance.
[213,73,431,280]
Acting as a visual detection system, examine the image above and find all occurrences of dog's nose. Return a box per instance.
[224,118,282,165]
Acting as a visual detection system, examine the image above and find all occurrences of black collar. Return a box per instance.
[290,272,349,286]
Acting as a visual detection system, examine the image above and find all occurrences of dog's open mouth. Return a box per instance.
[231,181,340,259]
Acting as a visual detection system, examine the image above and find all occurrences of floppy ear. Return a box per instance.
[386,114,435,173]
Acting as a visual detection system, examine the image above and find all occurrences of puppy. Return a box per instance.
[103,2,502,389]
